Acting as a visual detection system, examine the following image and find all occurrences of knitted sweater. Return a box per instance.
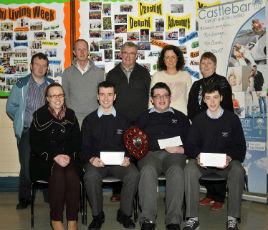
[80,110,131,163]
[62,59,105,120]
[186,110,246,162]
[149,70,192,116]
[136,108,190,151]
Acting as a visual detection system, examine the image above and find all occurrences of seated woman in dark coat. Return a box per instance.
[30,82,81,230]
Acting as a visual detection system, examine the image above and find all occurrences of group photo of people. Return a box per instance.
[0,1,267,230]
[6,39,249,230]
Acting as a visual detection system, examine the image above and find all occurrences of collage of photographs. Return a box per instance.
[0,14,65,95]
[85,1,198,75]
[227,8,267,119]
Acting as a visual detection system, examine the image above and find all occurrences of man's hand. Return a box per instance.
[165,146,184,154]
[90,157,105,167]
[54,154,70,167]
[217,155,232,169]
[197,154,207,168]
[120,157,130,167]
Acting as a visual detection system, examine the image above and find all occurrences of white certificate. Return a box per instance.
[100,151,124,165]
[158,136,182,149]
[200,153,226,167]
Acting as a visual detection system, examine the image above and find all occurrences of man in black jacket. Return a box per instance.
[137,82,190,230]
[187,52,233,210]
[106,41,151,123]
[183,83,246,230]
[80,81,139,230]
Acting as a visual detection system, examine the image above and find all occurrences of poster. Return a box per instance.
[199,0,267,194]
[0,0,71,96]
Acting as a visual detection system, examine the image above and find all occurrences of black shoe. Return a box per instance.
[88,211,105,230]
[16,199,31,210]
[167,224,181,230]
[117,209,135,229]
[141,222,155,230]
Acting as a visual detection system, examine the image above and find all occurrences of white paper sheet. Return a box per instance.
[100,151,124,165]
[158,136,182,149]
[200,153,226,167]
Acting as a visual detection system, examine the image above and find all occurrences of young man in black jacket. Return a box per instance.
[187,52,233,210]
[80,81,139,230]
[184,83,246,230]
[137,82,190,230]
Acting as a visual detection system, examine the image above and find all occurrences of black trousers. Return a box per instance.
[202,180,227,202]
[49,163,80,221]
[17,128,31,201]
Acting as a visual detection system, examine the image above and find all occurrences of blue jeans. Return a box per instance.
[258,96,267,114]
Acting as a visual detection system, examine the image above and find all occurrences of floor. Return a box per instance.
[0,192,267,230]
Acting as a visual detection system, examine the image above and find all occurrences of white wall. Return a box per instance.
[0,99,19,176]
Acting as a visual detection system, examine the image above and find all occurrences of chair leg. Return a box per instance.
[82,184,87,225]
[31,182,36,228]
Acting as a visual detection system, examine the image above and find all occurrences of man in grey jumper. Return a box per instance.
[62,39,104,123]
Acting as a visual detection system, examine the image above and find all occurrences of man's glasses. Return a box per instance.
[122,52,137,57]
[48,94,65,99]
[152,94,170,100]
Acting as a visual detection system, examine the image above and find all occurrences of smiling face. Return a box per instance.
[200,57,217,78]
[97,86,116,112]
[163,49,178,70]
[120,46,138,69]
[151,88,171,113]
[203,90,223,115]
[46,86,65,113]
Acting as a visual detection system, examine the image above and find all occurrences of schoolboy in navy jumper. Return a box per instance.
[183,83,246,230]
[80,81,139,230]
[136,82,190,230]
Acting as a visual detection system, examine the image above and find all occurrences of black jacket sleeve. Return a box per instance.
[219,77,234,113]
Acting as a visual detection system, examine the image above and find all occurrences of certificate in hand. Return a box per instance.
[100,151,124,165]
[200,153,226,167]
[158,136,182,149]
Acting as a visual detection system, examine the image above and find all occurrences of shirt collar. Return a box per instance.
[97,106,116,118]
[149,107,174,114]
[120,63,135,72]
[77,60,90,74]
[29,75,46,87]
[206,107,224,119]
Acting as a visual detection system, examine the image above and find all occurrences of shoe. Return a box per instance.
[117,209,135,229]
[88,211,105,230]
[141,222,155,230]
[226,219,238,230]
[110,194,120,202]
[166,223,180,230]
[199,197,214,205]
[183,218,200,230]
[16,199,31,210]
[210,202,224,211]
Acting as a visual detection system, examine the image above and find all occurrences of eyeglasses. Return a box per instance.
[152,94,170,100]
[48,94,65,99]
[122,52,137,57]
